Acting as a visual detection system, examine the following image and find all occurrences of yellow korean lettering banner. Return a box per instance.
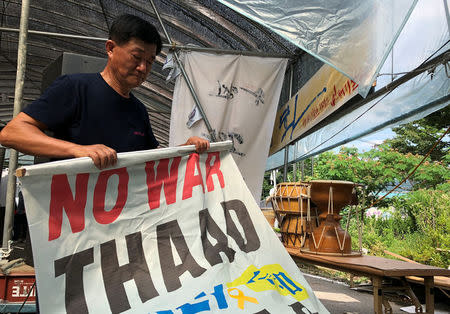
[270,65,358,155]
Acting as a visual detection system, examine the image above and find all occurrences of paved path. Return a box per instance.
[303,273,450,314]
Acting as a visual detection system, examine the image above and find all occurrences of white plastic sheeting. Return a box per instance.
[265,0,450,170]
[218,0,418,97]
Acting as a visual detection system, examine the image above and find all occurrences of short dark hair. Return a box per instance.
[109,14,162,54]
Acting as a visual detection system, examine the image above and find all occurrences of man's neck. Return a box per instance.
[100,68,131,98]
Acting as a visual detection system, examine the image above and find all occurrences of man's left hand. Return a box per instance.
[183,136,210,153]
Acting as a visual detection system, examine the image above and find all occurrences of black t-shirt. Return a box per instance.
[23,73,159,153]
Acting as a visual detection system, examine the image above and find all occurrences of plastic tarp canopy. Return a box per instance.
[265,0,450,171]
[218,0,418,97]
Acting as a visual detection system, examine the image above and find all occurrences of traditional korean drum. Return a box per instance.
[271,182,310,213]
[271,182,314,249]
[301,180,361,256]
[280,214,319,248]
[309,180,357,219]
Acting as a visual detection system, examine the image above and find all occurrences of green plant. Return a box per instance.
[344,183,450,268]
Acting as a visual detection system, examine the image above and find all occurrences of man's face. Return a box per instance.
[108,37,157,90]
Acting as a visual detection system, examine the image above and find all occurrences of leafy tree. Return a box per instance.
[385,105,449,162]
[312,144,449,205]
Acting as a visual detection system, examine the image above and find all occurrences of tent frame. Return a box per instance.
[0,1,295,249]
[2,0,30,249]
[0,27,293,59]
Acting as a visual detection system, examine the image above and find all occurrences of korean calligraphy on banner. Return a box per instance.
[18,142,328,314]
[269,64,359,155]
[169,52,287,202]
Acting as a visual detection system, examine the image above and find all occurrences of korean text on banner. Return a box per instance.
[18,142,328,314]
[169,52,287,202]
[270,64,359,155]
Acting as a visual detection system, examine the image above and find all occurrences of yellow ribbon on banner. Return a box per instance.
[227,288,258,309]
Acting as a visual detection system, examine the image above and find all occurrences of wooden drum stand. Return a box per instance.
[301,180,362,256]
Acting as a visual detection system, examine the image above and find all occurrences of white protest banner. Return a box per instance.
[18,142,328,314]
[169,52,288,202]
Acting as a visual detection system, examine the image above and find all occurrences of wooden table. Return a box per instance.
[287,248,450,314]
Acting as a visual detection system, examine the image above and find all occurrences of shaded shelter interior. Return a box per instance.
[0,0,317,151]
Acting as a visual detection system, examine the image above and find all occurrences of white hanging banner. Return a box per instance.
[18,143,328,314]
[169,52,287,202]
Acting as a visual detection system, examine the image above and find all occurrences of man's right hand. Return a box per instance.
[71,144,117,170]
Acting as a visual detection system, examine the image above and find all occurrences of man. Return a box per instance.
[0,14,209,168]
[0,14,210,312]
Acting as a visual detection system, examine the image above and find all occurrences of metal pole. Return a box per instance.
[391,0,394,83]
[289,66,297,182]
[283,64,294,181]
[391,46,394,83]
[148,0,216,141]
[169,45,292,58]
[288,62,294,99]
[2,0,30,247]
[445,0,450,34]
[0,146,5,200]
[0,27,293,59]
[293,148,297,181]
[301,160,305,181]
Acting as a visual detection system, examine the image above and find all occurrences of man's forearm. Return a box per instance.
[0,112,117,169]
[0,119,78,158]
